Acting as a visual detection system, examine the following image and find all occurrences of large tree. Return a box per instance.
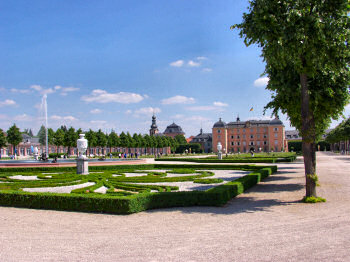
[6,124,22,156]
[64,127,77,156]
[0,129,7,158]
[233,0,350,199]
[53,128,65,157]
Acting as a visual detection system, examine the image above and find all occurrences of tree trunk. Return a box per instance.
[300,73,317,197]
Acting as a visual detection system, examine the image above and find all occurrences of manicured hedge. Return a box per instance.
[155,158,295,163]
[0,165,277,214]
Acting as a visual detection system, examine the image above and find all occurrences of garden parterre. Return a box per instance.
[0,164,277,214]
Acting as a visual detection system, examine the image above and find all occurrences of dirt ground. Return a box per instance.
[0,152,349,262]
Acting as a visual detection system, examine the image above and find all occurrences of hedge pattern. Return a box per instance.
[0,164,277,214]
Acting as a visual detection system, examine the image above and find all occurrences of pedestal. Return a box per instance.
[77,158,89,175]
[218,152,222,160]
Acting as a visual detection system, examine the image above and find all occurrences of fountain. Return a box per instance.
[76,134,89,175]
[41,94,49,159]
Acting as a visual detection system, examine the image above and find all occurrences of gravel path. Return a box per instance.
[0,152,349,262]
[22,182,95,193]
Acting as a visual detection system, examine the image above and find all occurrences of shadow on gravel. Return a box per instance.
[334,157,350,162]
[262,175,293,181]
[147,197,301,215]
[277,166,303,170]
[253,183,304,193]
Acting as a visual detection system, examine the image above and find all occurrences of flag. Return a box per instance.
[250,107,253,111]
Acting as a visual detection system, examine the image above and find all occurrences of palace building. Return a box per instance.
[212,116,288,153]
[149,114,185,138]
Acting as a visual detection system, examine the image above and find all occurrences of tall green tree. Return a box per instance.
[0,129,7,158]
[6,124,22,156]
[107,130,119,152]
[37,125,46,145]
[47,128,55,146]
[64,127,77,156]
[96,129,107,155]
[53,128,65,157]
[233,0,350,198]
[85,129,97,156]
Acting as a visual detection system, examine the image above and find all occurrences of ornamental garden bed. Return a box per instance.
[156,152,297,163]
[0,164,277,214]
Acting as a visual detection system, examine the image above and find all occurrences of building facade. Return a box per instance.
[212,117,288,153]
[190,128,212,153]
[149,114,159,136]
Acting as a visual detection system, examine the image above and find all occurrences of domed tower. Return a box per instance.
[149,114,159,136]
[163,122,185,138]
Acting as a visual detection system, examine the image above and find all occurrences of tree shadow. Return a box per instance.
[146,197,301,215]
[262,175,293,182]
[334,157,350,162]
[277,166,303,170]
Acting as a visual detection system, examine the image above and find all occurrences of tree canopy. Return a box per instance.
[233,0,350,198]
[6,124,22,154]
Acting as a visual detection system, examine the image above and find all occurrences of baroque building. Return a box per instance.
[212,116,288,153]
[190,128,212,153]
[149,114,159,136]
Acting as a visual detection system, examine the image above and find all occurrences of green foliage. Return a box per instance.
[288,140,330,152]
[37,125,46,145]
[302,196,326,203]
[6,124,22,153]
[326,118,350,144]
[0,129,7,151]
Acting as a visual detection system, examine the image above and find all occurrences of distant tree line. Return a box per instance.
[0,124,203,157]
[325,118,350,152]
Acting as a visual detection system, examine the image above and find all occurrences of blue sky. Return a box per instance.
[1,0,349,136]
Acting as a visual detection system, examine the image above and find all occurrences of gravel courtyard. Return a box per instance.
[0,152,349,262]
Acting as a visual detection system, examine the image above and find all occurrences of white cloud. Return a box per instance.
[30,85,42,91]
[90,109,102,114]
[246,116,274,121]
[90,120,107,125]
[50,115,77,121]
[81,89,145,104]
[170,60,184,67]
[14,114,33,122]
[254,77,269,87]
[186,104,226,112]
[196,56,207,60]
[213,101,228,107]
[10,88,31,94]
[161,95,195,105]
[172,114,184,119]
[125,109,132,114]
[54,85,62,90]
[188,60,200,67]
[134,107,161,117]
[0,99,17,107]
[202,68,212,73]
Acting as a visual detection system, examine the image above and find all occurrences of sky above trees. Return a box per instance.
[0,0,349,136]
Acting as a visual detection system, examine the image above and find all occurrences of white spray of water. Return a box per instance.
[41,94,49,159]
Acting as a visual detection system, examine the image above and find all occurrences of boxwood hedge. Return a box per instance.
[0,164,277,214]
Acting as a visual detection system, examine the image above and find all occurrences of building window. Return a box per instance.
[237,129,240,133]
[20,148,25,155]
[237,135,240,139]
[274,140,278,145]
[243,129,246,133]
[26,148,31,155]
[250,141,254,146]
[217,129,221,133]
[218,135,221,139]
[257,127,260,132]
[257,141,260,146]
[250,135,254,139]
[231,135,234,139]
[90,148,94,155]
[264,141,267,145]
[274,127,278,131]
[264,128,267,132]
[257,134,260,138]
[243,134,246,139]
[274,133,278,138]
[243,141,246,146]
[250,128,253,133]
[237,142,240,146]
[231,142,234,146]
[264,134,267,138]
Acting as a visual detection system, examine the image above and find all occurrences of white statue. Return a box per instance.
[33,147,39,160]
[77,134,88,159]
[217,142,222,160]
